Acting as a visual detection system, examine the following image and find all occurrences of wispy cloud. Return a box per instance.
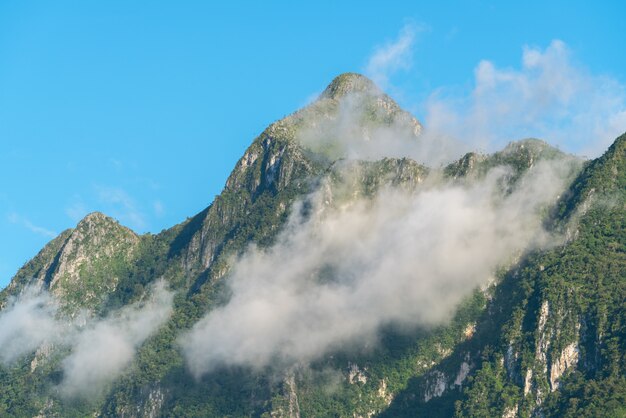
[7,212,57,239]
[0,280,174,396]
[60,280,173,398]
[0,287,62,364]
[182,35,605,376]
[423,40,626,157]
[109,158,123,171]
[364,23,420,90]
[181,157,577,376]
[65,197,88,223]
[96,186,147,231]
[297,85,462,166]
[153,200,165,217]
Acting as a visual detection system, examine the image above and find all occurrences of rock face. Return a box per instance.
[423,370,447,402]
[0,74,624,418]
[517,299,581,406]
[175,72,424,278]
[47,212,139,308]
[348,363,368,385]
[321,73,381,100]
[502,404,518,418]
[535,300,551,374]
[4,211,139,311]
[285,372,301,418]
[177,131,317,273]
[549,342,579,391]
[454,358,471,386]
[455,134,626,417]
[1,229,72,308]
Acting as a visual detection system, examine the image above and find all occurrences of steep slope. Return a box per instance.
[0,73,432,417]
[2,73,620,418]
[445,138,569,181]
[170,72,422,279]
[98,74,433,418]
[379,134,625,417]
[1,212,139,312]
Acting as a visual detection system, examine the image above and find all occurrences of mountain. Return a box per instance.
[2,212,139,313]
[0,73,623,417]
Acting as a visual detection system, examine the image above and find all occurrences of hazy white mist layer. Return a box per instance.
[0,288,62,364]
[299,86,469,166]
[60,279,173,397]
[0,280,173,397]
[182,158,575,376]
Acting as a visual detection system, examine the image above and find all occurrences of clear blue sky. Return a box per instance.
[1,0,625,288]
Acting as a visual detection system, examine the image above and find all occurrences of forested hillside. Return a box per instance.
[0,74,623,417]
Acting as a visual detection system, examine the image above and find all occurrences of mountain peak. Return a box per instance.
[320,72,380,100]
[78,211,110,225]
[71,212,139,254]
[75,211,136,234]
[49,211,139,309]
[498,138,575,161]
[502,138,554,152]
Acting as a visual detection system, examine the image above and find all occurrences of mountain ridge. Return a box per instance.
[0,73,623,418]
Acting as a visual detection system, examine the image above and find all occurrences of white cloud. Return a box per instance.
[182,38,602,376]
[0,280,173,397]
[96,186,147,231]
[60,279,174,397]
[65,197,88,223]
[181,157,576,376]
[153,200,165,217]
[297,84,465,166]
[7,212,57,239]
[0,287,63,364]
[423,40,626,157]
[364,23,419,90]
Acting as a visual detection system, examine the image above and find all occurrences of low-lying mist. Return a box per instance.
[181,153,578,376]
[0,288,62,364]
[60,280,173,397]
[0,280,173,397]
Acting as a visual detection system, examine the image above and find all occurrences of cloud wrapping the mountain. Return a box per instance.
[298,87,467,166]
[0,280,173,397]
[0,288,63,364]
[181,158,575,376]
[306,38,626,165]
[424,40,626,157]
[60,279,173,397]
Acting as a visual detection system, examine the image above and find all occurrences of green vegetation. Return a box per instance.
[0,74,623,417]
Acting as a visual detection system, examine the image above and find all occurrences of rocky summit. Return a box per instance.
[0,74,624,417]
